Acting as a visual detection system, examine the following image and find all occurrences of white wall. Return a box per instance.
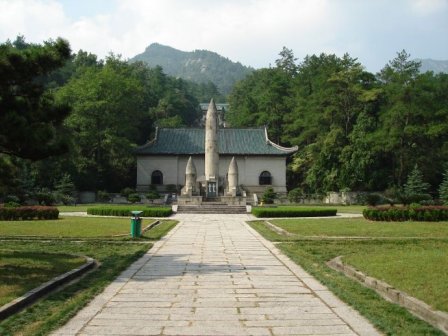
[137,156,178,187]
[137,155,287,192]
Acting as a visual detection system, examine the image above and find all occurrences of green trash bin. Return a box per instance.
[130,211,143,238]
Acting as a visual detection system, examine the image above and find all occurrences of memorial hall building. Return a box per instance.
[135,100,297,204]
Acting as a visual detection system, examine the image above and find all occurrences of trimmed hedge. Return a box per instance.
[87,206,172,217]
[363,206,448,222]
[252,207,337,218]
[0,206,59,220]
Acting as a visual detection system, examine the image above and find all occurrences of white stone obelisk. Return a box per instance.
[205,99,219,197]
[227,156,238,196]
[182,156,197,196]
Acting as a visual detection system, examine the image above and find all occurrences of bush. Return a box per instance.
[127,193,141,203]
[252,207,337,218]
[365,193,383,206]
[287,188,303,203]
[4,202,20,208]
[399,193,432,206]
[363,205,448,222]
[383,187,401,206]
[35,189,56,206]
[4,195,20,204]
[0,206,59,220]
[87,206,172,217]
[120,187,135,198]
[262,187,277,204]
[57,194,75,205]
[146,190,161,203]
[97,190,111,202]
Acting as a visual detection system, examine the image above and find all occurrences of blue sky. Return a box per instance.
[1,0,447,72]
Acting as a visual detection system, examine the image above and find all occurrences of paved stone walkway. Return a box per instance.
[53,214,380,336]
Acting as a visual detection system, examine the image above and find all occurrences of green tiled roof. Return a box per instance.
[135,128,297,156]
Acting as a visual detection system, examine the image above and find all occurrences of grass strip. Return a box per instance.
[0,217,135,237]
[284,204,366,214]
[271,218,448,238]
[0,221,177,335]
[252,206,337,218]
[344,242,448,312]
[0,251,85,307]
[0,217,176,239]
[248,221,444,335]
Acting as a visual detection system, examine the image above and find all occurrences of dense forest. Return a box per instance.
[0,36,219,200]
[228,47,448,196]
[131,43,253,96]
[1,37,448,203]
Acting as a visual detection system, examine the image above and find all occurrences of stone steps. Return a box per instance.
[177,204,247,214]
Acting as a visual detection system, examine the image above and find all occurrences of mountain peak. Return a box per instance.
[130,43,253,95]
[417,58,448,74]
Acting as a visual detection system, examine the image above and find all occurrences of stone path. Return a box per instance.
[53,214,379,336]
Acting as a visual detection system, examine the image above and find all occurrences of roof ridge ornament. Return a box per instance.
[264,126,298,153]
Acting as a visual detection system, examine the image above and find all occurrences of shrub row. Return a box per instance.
[0,206,59,220]
[87,206,172,217]
[363,206,448,222]
[252,207,337,218]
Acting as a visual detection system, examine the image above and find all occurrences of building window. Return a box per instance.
[259,171,272,185]
[151,170,163,185]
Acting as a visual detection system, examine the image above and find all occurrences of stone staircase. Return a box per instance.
[177,202,247,214]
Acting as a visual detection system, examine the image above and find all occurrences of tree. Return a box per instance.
[262,187,277,204]
[56,55,146,190]
[439,168,448,204]
[377,50,423,186]
[402,164,431,204]
[54,173,75,204]
[275,46,298,76]
[0,37,72,160]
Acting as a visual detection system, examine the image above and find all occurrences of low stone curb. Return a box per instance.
[112,220,160,237]
[141,219,161,233]
[327,256,448,334]
[264,220,295,237]
[0,256,96,321]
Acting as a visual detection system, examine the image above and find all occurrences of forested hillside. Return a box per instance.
[228,47,448,195]
[0,37,218,195]
[130,43,253,96]
[1,37,448,200]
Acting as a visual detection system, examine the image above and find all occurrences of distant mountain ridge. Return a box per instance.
[130,43,254,95]
[418,59,448,74]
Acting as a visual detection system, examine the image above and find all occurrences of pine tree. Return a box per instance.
[0,36,72,160]
[402,164,431,204]
[439,168,448,204]
[403,164,430,195]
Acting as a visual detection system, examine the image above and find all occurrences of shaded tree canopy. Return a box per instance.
[229,48,448,194]
[0,36,72,160]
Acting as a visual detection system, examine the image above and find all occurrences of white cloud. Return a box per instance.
[411,0,448,15]
[0,0,336,67]
[0,0,68,42]
[0,0,447,71]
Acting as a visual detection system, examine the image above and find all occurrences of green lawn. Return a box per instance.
[248,220,447,335]
[0,219,177,336]
[0,216,169,238]
[270,217,448,238]
[57,204,98,212]
[286,204,366,214]
[58,203,168,212]
[0,250,85,306]
[345,242,448,312]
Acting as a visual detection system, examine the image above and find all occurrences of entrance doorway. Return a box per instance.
[207,182,217,198]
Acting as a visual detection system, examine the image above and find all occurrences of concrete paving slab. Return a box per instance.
[52,213,380,336]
